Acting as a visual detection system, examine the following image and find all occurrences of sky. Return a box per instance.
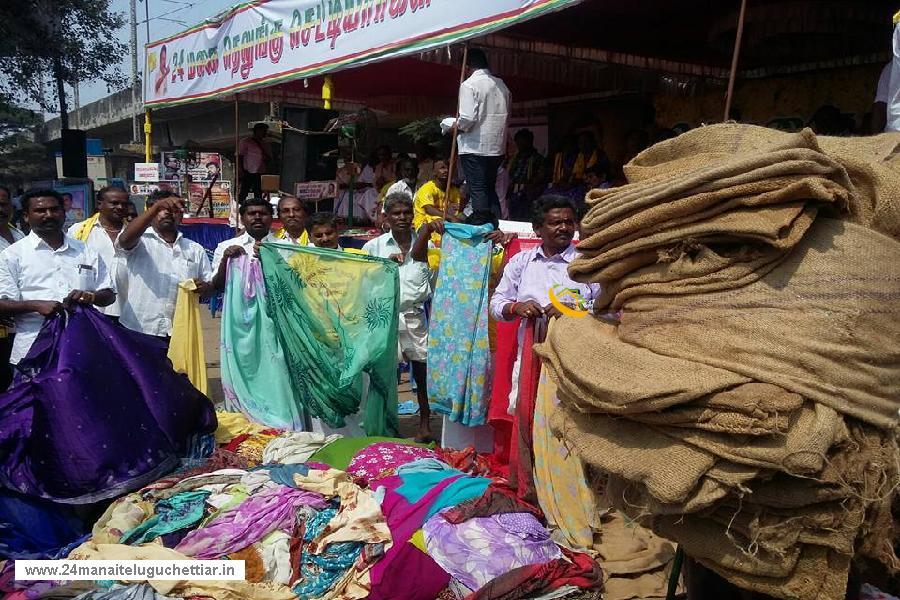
[79,0,236,106]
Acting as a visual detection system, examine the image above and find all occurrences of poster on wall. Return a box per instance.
[295,181,337,202]
[187,180,233,219]
[53,183,91,230]
[161,152,222,182]
[128,181,182,197]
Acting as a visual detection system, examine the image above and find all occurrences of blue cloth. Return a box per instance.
[0,490,87,559]
[293,507,364,598]
[395,458,452,476]
[120,490,211,545]
[261,464,311,488]
[180,222,234,251]
[427,222,494,426]
[396,469,491,520]
[397,400,419,415]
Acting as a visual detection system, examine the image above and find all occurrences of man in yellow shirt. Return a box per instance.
[413,157,463,231]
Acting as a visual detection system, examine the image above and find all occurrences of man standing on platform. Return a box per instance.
[211,198,276,292]
[0,189,115,371]
[238,123,272,203]
[444,48,510,218]
[68,186,129,319]
[116,190,212,341]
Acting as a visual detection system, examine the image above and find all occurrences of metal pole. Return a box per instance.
[143,0,150,43]
[130,0,140,142]
[723,0,748,122]
[444,44,468,219]
[144,109,152,163]
[234,94,240,202]
[72,81,80,129]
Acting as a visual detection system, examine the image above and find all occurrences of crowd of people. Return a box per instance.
[0,165,597,444]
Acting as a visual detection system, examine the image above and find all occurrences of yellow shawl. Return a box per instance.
[73,213,101,241]
[275,227,309,246]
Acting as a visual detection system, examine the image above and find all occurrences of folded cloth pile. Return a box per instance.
[537,124,900,600]
[38,422,601,600]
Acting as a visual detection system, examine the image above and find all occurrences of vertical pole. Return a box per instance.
[72,81,80,129]
[54,56,69,131]
[143,0,150,42]
[348,146,355,228]
[234,94,240,206]
[144,109,152,163]
[130,0,141,142]
[723,0,748,122]
[444,44,468,219]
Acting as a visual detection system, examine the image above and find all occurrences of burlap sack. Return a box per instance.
[616,219,900,429]
[550,405,717,505]
[654,402,848,475]
[652,512,801,578]
[583,205,820,309]
[624,125,900,240]
[582,135,851,245]
[695,544,851,600]
[580,176,842,255]
[594,511,676,576]
[606,462,763,516]
[603,571,670,600]
[592,237,786,311]
[707,497,865,557]
[630,382,804,436]
[536,317,749,415]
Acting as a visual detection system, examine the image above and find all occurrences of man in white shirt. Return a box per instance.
[363,193,434,442]
[0,189,115,369]
[334,147,378,225]
[444,48,511,218]
[67,186,129,319]
[384,158,420,201]
[238,123,272,203]
[116,190,212,339]
[211,197,276,292]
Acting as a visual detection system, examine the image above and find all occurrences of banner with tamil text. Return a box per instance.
[144,0,583,107]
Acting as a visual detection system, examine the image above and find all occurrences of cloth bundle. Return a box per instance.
[0,305,217,503]
[537,124,900,600]
[427,222,494,426]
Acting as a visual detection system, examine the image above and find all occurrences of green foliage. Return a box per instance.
[0,0,127,112]
[399,118,442,144]
[0,95,54,184]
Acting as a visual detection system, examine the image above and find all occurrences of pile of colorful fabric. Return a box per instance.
[0,305,218,599]
[539,124,900,599]
[1,412,604,599]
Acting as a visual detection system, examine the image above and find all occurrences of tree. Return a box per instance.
[0,96,54,184]
[0,0,126,129]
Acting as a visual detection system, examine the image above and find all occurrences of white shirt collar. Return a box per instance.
[26,230,75,253]
[533,242,576,262]
[148,227,183,245]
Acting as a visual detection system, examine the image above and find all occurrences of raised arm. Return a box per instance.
[118,197,185,250]
[411,222,442,263]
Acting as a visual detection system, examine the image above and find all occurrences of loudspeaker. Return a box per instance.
[61,129,87,178]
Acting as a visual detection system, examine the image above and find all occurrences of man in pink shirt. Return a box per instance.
[238,123,273,203]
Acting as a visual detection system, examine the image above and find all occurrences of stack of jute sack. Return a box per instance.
[537,124,900,600]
